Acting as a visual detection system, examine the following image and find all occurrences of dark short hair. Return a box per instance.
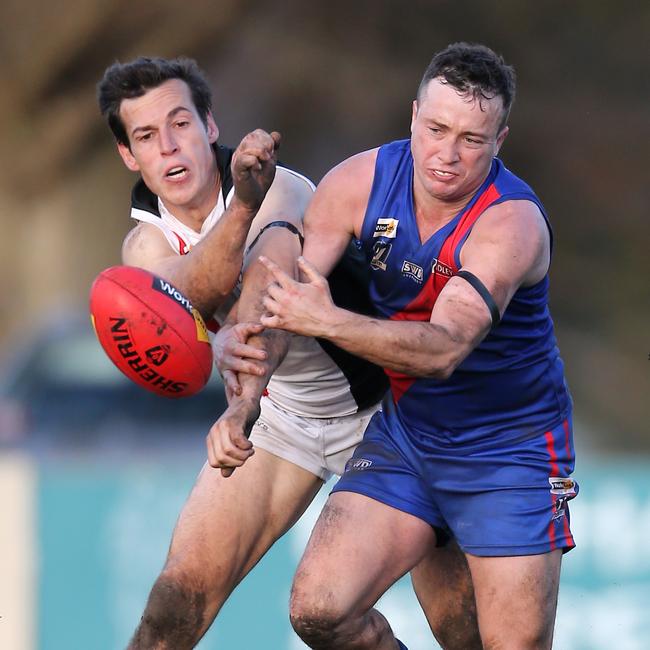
[97,56,213,146]
[417,43,516,131]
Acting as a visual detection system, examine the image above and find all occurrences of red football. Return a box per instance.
[89,266,212,398]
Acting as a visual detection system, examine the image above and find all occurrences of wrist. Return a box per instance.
[230,192,261,215]
[230,393,261,416]
[320,305,348,340]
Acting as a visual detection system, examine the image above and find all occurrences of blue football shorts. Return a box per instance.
[332,400,578,556]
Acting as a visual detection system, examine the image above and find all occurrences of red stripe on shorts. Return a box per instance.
[561,419,575,546]
[545,429,559,550]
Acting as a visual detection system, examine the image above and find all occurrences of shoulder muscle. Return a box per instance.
[459,199,551,310]
[310,149,378,237]
[121,222,176,272]
[302,149,378,276]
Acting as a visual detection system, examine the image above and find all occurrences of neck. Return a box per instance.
[162,161,221,233]
[412,180,470,235]
[411,172,489,244]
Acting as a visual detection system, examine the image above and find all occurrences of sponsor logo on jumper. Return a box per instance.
[346,458,373,472]
[152,278,194,315]
[371,241,392,271]
[109,317,188,394]
[401,260,424,283]
[431,258,453,277]
[373,218,399,238]
[145,345,170,366]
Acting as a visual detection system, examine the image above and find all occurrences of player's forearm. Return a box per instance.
[236,329,289,400]
[231,244,294,407]
[320,308,472,379]
[166,197,257,318]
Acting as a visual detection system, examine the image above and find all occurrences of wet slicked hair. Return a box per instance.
[97,56,213,146]
[417,43,516,131]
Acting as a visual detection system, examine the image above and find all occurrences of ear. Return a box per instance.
[117,142,140,172]
[410,100,418,134]
[206,112,219,144]
[495,126,509,155]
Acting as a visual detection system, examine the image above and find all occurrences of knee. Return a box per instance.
[289,584,348,646]
[133,570,209,648]
[480,626,553,650]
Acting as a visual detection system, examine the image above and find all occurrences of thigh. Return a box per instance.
[466,550,562,649]
[410,540,481,650]
[168,448,323,594]
[292,491,436,617]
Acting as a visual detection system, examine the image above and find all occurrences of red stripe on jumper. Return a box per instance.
[385,183,501,403]
[437,183,501,273]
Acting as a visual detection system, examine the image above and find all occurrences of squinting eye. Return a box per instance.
[138,132,153,142]
[175,120,189,128]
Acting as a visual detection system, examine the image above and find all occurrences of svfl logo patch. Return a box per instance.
[402,260,424,283]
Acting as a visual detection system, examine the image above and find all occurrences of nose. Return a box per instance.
[436,136,460,164]
[159,128,178,156]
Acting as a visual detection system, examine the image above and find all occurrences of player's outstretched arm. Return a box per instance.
[122,130,281,319]
[261,200,550,378]
[206,169,312,476]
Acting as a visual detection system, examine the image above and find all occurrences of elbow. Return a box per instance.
[422,351,463,380]
[425,363,455,381]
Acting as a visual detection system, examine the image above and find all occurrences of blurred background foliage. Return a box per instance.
[0,0,647,448]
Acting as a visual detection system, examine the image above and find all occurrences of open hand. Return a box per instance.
[259,256,337,337]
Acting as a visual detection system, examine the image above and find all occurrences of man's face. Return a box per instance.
[410,77,508,205]
[117,79,219,215]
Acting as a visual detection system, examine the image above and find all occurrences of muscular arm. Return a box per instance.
[205,170,312,474]
[231,170,311,404]
[262,198,550,379]
[122,130,280,319]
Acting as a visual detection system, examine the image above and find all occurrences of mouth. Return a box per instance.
[165,166,189,180]
[430,169,456,179]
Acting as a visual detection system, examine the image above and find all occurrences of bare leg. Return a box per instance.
[466,550,562,650]
[128,449,322,649]
[411,540,481,650]
[290,492,436,649]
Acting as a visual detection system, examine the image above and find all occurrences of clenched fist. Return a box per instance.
[231,129,281,212]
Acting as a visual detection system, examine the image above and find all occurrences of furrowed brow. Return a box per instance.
[130,106,193,137]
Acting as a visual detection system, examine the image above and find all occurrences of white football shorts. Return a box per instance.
[249,395,381,481]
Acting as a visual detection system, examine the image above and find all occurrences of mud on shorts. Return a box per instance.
[249,396,381,481]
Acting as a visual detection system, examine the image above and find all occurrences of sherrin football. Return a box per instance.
[89,266,212,398]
